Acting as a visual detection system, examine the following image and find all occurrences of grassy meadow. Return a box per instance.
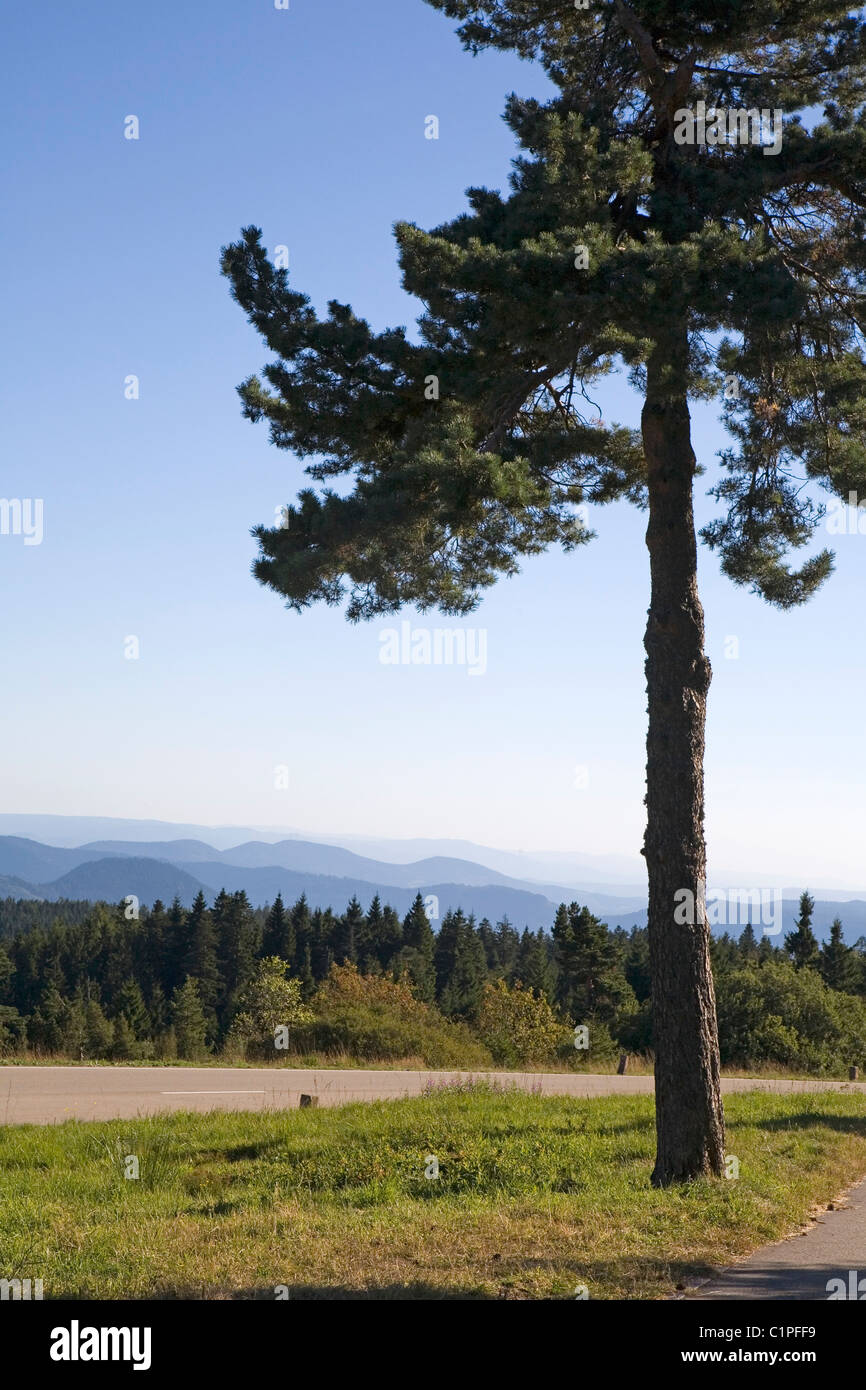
[2,1085,866,1299]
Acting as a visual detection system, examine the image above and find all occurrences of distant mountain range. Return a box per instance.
[0,813,650,891]
[0,833,645,931]
[0,816,863,943]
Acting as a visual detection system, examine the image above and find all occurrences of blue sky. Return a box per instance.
[2,0,864,887]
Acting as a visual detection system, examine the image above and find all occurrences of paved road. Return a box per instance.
[687,1175,866,1300]
[1,1066,864,1125]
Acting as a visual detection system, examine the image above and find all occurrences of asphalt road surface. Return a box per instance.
[687,1174,866,1300]
[2,1066,864,1125]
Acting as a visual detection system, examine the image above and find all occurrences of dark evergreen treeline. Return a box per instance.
[0,897,96,940]
[1,888,865,1070]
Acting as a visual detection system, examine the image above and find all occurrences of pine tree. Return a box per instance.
[172,976,209,1060]
[115,977,151,1042]
[757,934,776,965]
[289,894,312,974]
[184,890,223,1029]
[495,918,520,979]
[400,893,436,1002]
[84,997,113,1057]
[435,910,487,1018]
[61,992,88,1058]
[515,927,554,1000]
[30,981,67,1053]
[144,899,171,997]
[785,891,821,971]
[214,890,262,1023]
[377,904,404,971]
[478,919,499,972]
[551,904,577,1014]
[262,893,295,962]
[148,981,169,1036]
[358,895,403,973]
[739,923,759,963]
[553,903,621,1023]
[110,1014,136,1061]
[334,896,363,965]
[223,0,866,1184]
[164,897,188,998]
[711,931,741,976]
[819,918,856,992]
[357,894,386,972]
[310,909,335,981]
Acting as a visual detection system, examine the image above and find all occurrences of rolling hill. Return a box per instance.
[0,827,864,943]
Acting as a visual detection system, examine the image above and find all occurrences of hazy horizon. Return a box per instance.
[2,811,865,898]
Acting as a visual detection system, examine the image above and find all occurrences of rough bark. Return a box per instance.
[642,330,726,1186]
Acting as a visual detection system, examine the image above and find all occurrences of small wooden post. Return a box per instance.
[617,1053,629,1076]
[849,1066,860,1081]
[299,1094,319,1108]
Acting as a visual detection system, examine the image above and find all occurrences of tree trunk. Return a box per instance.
[642,329,725,1186]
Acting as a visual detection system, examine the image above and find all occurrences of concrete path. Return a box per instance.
[687,1175,866,1300]
[1,1065,864,1125]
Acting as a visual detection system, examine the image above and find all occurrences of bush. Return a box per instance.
[554,1017,622,1067]
[226,957,313,1059]
[477,979,567,1065]
[0,1006,25,1055]
[715,960,866,1073]
[294,964,493,1068]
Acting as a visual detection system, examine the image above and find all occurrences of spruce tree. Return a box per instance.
[757,934,776,965]
[30,981,67,1053]
[400,892,436,1002]
[515,927,554,1000]
[110,1014,136,1061]
[478,919,500,972]
[357,893,383,972]
[310,908,335,980]
[819,917,856,992]
[335,896,364,965]
[145,899,171,997]
[172,976,209,1060]
[553,902,622,1023]
[148,981,170,1037]
[262,892,295,962]
[115,977,151,1042]
[165,897,188,998]
[224,1,866,1181]
[377,903,405,971]
[289,893,312,974]
[84,997,113,1057]
[495,917,520,979]
[183,890,222,1029]
[61,992,88,1059]
[435,910,487,1017]
[785,891,821,970]
[215,890,262,1022]
[710,931,741,976]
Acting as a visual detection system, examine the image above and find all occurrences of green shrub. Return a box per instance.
[294,964,493,1068]
[478,979,568,1065]
[715,960,866,1073]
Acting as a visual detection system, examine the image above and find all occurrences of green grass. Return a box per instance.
[2,1087,864,1299]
